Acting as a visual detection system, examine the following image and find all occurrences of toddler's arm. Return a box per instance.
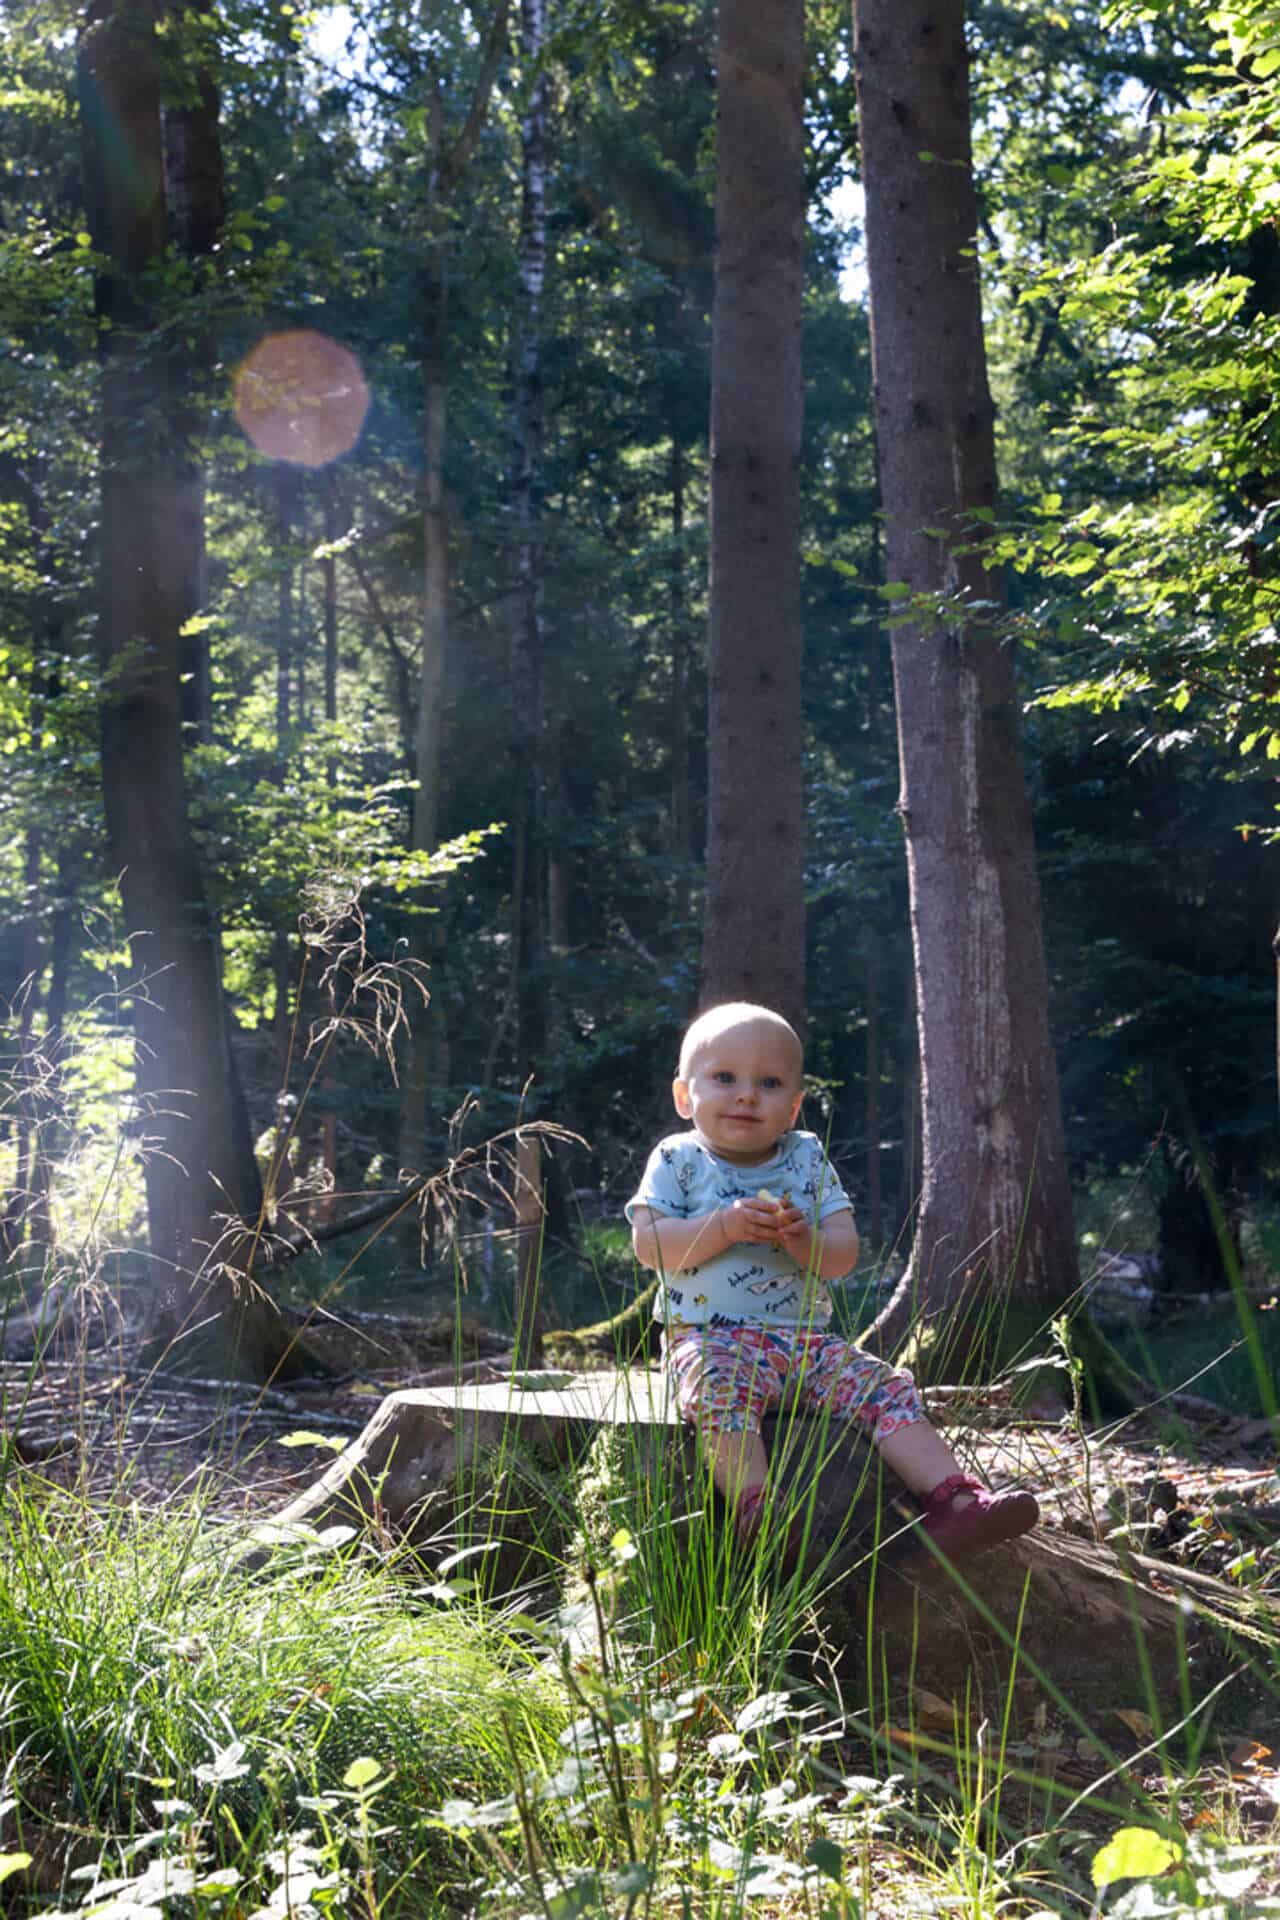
[630,1196,791,1273]
[778,1204,860,1279]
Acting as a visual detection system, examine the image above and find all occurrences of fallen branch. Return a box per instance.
[546,1280,658,1353]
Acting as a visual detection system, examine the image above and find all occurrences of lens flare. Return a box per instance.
[232,329,370,468]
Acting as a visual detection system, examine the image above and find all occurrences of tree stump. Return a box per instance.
[265,1371,671,1595]
[734,1416,1265,1737]
[267,1368,1270,1733]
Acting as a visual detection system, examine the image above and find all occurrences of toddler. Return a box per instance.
[626,1001,1039,1560]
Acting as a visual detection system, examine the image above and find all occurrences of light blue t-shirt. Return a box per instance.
[625,1129,855,1329]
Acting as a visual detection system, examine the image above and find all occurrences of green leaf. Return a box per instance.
[1057,541,1101,576]
[343,1756,383,1789]
[437,1541,500,1575]
[1091,1827,1184,1889]
[0,1856,31,1887]
[611,1865,654,1896]
[805,1836,845,1882]
[278,1430,347,1451]
[735,1690,792,1733]
[548,1874,603,1920]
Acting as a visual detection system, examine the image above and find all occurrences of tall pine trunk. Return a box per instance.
[853,0,1077,1359]
[161,0,222,747]
[507,0,550,1364]
[398,3,510,1199]
[669,429,694,927]
[701,0,806,1030]
[79,0,279,1378]
[509,0,549,1090]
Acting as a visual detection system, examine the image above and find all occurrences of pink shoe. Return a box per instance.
[919,1474,1039,1561]
[735,1484,767,1545]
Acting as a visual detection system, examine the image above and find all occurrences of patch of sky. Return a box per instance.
[307,4,391,166]
[825,177,867,306]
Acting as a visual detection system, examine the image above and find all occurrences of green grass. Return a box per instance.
[4,1301,1280,1920]
[1111,1303,1280,1414]
[0,1477,566,1914]
[4,1088,1279,1916]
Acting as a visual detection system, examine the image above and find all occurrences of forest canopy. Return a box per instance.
[1,0,1277,1384]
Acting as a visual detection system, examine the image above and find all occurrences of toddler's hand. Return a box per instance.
[777,1214,817,1265]
[725,1193,806,1247]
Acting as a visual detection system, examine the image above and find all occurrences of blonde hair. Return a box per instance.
[677,1002,803,1081]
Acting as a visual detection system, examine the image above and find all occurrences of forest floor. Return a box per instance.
[4,1317,1279,1916]
[6,1310,1279,1577]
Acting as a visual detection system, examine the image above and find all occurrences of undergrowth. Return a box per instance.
[1,903,1279,1917]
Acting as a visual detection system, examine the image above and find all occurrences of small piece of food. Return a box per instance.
[756,1187,788,1251]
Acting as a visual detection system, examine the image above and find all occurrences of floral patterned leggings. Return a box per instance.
[664,1320,923,1441]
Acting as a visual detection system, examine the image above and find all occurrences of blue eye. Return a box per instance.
[712,1071,734,1084]
[761,1077,781,1090]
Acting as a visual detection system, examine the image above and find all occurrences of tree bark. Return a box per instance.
[322,478,339,729]
[509,0,550,1092]
[2,829,43,1256]
[79,0,282,1378]
[399,2,510,1189]
[275,468,295,747]
[669,428,694,927]
[701,0,806,1031]
[160,0,223,747]
[864,945,883,1248]
[852,0,1078,1360]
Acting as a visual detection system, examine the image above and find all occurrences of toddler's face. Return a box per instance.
[673,1020,803,1164]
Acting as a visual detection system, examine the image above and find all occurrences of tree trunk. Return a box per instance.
[2,829,43,1256]
[322,476,339,730]
[396,233,447,1217]
[275,468,294,746]
[546,721,571,954]
[160,0,223,748]
[852,0,1078,1362]
[864,945,883,1248]
[398,2,510,1196]
[79,0,283,1380]
[669,429,693,927]
[509,0,550,1094]
[28,851,76,1250]
[700,0,806,1030]
[512,1129,545,1368]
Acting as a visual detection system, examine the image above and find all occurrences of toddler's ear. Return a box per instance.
[672,1076,693,1118]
